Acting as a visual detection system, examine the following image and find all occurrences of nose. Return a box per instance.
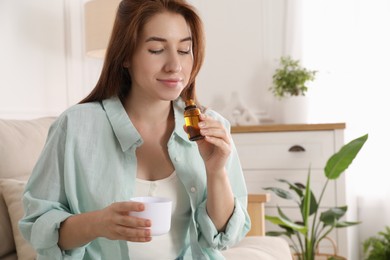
[164,52,182,73]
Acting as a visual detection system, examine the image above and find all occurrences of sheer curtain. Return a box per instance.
[302,0,390,259]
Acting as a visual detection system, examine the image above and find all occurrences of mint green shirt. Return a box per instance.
[19,97,250,260]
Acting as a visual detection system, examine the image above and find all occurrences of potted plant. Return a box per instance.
[269,56,317,124]
[264,133,368,260]
[269,56,317,98]
[363,226,390,260]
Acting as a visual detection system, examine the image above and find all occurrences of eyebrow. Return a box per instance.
[145,36,192,43]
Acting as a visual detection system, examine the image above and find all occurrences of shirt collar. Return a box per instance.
[102,97,193,152]
[102,97,141,152]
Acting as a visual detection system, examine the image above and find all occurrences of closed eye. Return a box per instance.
[178,49,191,55]
[149,49,164,54]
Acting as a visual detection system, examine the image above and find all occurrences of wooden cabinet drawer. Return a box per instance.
[232,131,335,170]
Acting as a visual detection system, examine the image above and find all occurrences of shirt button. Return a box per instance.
[190,187,196,193]
[175,157,181,162]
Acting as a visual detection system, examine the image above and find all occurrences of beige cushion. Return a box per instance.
[0,117,55,179]
[221,236,292,260]
[0,181,16,258]
[0,179,37,260]
[0,117,54,258]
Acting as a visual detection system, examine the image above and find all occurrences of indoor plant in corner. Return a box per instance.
[269,56,317,124]
[363,226,390,260]
[264,133,368,260]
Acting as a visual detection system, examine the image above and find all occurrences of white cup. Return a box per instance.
[129,196,172,236]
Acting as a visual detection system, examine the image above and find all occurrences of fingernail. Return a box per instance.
[198,122,205,127]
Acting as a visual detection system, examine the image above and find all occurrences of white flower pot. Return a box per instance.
[280,96,308,124]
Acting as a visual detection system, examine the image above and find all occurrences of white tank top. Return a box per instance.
[128,171,191,259]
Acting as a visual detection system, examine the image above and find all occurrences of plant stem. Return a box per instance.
[296,232,304,256]
[289,237,301,258]
[316,226,334,250]
[305,236,314,260]
[312,179,330,242]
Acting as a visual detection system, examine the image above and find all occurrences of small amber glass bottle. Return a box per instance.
[184,99,204,141]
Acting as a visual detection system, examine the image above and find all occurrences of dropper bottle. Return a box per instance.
[184,99,204,141]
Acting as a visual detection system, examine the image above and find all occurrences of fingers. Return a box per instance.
[112,201,145,213]
[116,214,151,228]
[102,202,153,242]
[115,215,152,242]
[198,114,230,145]
[182,113,230,145]
[111,202,151,229]
[114,224,152,242]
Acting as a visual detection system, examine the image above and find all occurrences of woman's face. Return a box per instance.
[127,12,194,102]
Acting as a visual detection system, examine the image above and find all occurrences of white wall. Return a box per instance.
[0,0,68,119]
[0,0,292,123]
[190,0,286,121]
[0,0,100,119]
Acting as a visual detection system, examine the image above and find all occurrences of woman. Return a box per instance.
[19,0,250,259]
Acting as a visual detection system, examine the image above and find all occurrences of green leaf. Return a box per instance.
[302,169,312,226]
[277,179,304,198]
[327,257,346,260]
[320,206,347,226]
[277,206,292,222]
[263,187,295,201]
[266,231,290,237]
[325,134,368,180]
[363,226,390,259]
[278,224,295,236]
[269,56,317,98]
[335,221,361,228]
[265,215,307,234]
[299,189,318,216]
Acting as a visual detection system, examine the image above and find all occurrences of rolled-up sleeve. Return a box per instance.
[18,117,87,259]
[196,196,249,250]
[194,111,251,250]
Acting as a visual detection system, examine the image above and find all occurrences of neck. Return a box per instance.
[124,95,174,127]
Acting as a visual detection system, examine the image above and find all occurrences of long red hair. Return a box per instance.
[80,0,205,104]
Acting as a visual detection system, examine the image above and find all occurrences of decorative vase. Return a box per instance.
[279,95,308,124]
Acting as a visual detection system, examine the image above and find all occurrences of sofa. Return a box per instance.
[0,117,292,260]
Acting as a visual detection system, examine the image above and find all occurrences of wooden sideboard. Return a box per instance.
[231,123,353,258]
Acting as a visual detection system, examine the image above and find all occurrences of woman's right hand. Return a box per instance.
[96,201,152,242]
[59,201,152,250]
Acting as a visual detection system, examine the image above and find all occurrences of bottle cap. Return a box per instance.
[185,99,196,108]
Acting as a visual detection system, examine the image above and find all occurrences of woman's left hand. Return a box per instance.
[184,113,235,230]
[193,113,232,174]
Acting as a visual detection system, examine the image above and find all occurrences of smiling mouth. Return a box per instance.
[158,78,182,82]
[158,79,183,87]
